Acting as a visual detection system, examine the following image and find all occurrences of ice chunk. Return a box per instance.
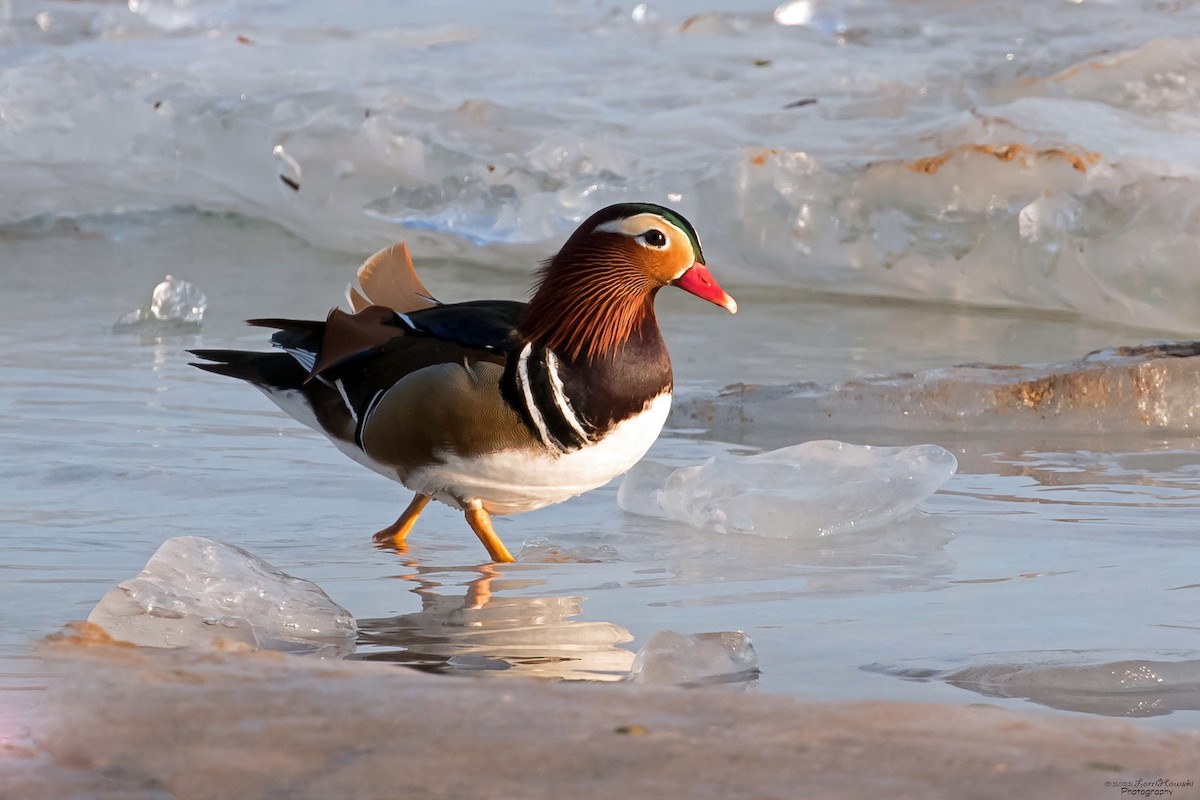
[677,342,1200,445]
[627,631,758,686]
[113,275,207,332]
[149,274,207,323]
[872,656,1200,718]
[444,654,512,671]
[773,0,814,27]
[87,536,356,657]
[615,460,678,521]
[517,536,620,563]
[947,659,1200,717]
[619,441,957,537]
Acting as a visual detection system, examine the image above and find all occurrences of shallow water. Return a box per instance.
[4,0,1200,743]
[3,212,1200,736]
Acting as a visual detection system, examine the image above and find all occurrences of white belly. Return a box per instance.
[408,393,672,515]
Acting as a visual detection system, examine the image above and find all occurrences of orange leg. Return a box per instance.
[372,493,430,548]
[464,506,515,563]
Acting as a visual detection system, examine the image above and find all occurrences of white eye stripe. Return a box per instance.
[593,218,634,235]
[593,213,688,248]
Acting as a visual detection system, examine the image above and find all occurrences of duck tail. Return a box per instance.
[187,349,308,391]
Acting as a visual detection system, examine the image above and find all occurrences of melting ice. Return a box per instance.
[113,275,207,332]
[872,656,1200,718]
[628,631,759,687]
[87,536,356,656]
[677,342,1200,447]
[5,2,1200,329]
[619,441,957,537]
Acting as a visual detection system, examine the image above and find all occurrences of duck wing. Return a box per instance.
[190,301,532,468]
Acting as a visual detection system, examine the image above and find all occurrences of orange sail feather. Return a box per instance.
[346,242,440,313]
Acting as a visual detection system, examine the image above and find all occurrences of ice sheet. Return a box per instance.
[627,631,759,687]
[87,536,356,656]
[5,3,1200,327]
[677,342,1200,448]
[871,656,1200,718]
[947,659,1200,718]
[619,441,957,537]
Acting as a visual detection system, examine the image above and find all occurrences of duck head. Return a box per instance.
[520,203,736,361]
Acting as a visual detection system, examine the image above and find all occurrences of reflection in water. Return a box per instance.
[868,656,1200,718]
[353,563,636,681]
[644,513,959,603]
[945,447,1200,508]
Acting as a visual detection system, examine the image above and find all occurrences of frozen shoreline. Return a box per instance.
[3,629,1198,800]
[6,3,1200,329]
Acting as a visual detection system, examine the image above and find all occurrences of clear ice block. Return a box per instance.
[113,275,207,332]
[627,631,759,686]
[619,441,957,537]
[87,536,356,657]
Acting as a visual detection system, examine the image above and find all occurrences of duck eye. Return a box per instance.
[642,229,667,248]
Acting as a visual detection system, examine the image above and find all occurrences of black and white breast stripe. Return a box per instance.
[510,343,596,453]
[355,389,387,449]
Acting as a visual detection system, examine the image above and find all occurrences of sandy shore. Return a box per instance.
[1,626,1197,800]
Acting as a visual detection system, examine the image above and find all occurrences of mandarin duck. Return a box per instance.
[190,203,735,562]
